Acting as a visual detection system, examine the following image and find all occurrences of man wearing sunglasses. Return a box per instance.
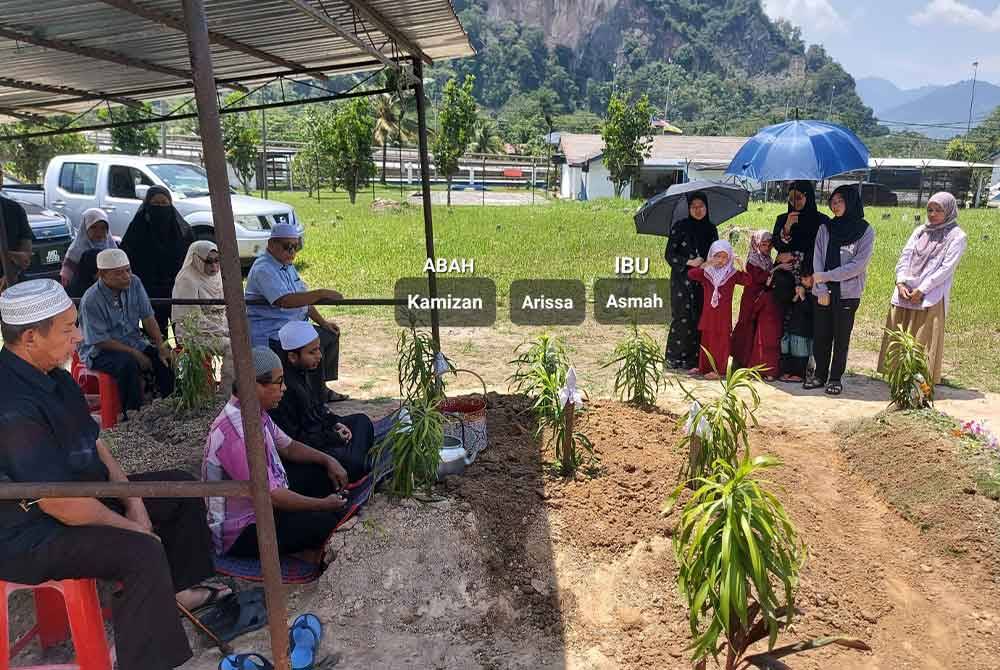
[245,224,348,401]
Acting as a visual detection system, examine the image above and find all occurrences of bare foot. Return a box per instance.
[176,583,232,611]
[687,367,701,376]
[704,372,720,380]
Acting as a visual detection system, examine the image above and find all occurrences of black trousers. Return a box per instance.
[0,470,215,670]
[812,296,860,385]
[317,326,339,382]
[227,462,347,558]
[90,346,175,412]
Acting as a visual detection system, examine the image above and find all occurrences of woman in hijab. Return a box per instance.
[877,192,967,385]
[664,192,718,370]
[61,207,117,287]
[120,185,194,336]
[65,248,101,299]
[172,240,233,391]
[770,181,829,309]
[731,230,783,378]
[808,185,876,395]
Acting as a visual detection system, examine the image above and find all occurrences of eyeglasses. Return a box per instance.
[257,377,285,386]
[199,256,221,265]
[280,243,301,253]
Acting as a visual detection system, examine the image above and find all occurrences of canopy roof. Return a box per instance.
[0,0,473,123]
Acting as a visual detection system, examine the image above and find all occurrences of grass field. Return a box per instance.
[277,187,999,390]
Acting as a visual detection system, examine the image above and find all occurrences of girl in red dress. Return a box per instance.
[731,230,773,368]
[688,240,750,379]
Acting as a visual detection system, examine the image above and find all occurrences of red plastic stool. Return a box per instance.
[71,353,121,430]
[0,579,113,670]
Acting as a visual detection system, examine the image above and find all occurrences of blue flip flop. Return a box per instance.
[219,653,273,670]
[289,614,323,670]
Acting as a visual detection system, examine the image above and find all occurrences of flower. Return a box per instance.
[558,367,584,409]
[685,401,711,439]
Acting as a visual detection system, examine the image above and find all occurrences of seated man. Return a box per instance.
[0,279,228,670]
[202,347,351,559]
[79,248,175,415]
[270,321,376,482]
[244,223,348,400]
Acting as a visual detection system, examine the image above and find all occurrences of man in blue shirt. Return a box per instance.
[79,248,175,416]
[0,279,226,670]
[245,223,348,400]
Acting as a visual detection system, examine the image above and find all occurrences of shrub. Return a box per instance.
[603,324,666,407]
[882,326,934,409]
[506,333,569,401]
[172,314,222,413]
[397,324,452,402]
[373,392,443,497]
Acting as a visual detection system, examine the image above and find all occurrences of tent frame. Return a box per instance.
[0,2,452,667]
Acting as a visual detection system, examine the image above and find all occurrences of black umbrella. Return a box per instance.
[634,180,749,236]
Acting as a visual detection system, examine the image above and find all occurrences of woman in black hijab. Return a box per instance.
[66,248,101,299]
[120,185,194,336]
[770,180,829,308]
[807,184,876,395]
[664,192,718,370]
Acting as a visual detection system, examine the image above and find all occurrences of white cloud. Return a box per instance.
[762,0,845,32]
[910,0,1000,32]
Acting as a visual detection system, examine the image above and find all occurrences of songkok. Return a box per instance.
[0,279,73,326]
[97,248,130,270]
[269,223,300,240]
[278,320,319,351]
[252,346,282,379]
[81,208,110,231]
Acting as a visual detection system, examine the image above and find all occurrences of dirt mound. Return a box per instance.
[838,409,1000,575]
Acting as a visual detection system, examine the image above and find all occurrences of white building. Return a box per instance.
[991,150,1000,188]
[556,133,749,200]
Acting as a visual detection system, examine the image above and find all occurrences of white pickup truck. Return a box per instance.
[6,154,300,265]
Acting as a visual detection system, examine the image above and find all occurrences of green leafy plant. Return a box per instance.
[172,314,222,413]
[882,326,934,410]
[506,333,570,400]
[666,456,868,669]
[603,324,665,407]
[373,393,443,497]
[678,355,763,482]
[397,324,451,402]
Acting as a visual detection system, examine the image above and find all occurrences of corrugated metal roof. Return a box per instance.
[868,157,995,169]
[0,0,473,121]
[559,133,750,167]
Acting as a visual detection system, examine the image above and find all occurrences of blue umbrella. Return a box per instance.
[725,120,869,183]
[634,180,749,237]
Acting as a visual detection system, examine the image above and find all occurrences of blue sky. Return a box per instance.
[761,0,1000,88]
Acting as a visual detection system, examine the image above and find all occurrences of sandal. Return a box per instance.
[187,583,233,614]
[200,589,268,643]
[327,390,350,402]
[289,613,323,670]
[778,374,802,383]
[825,382,843,396]
[219,653,273,670]
[802,377,826,390]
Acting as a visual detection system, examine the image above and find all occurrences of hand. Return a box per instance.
[126,500,153,534]
[321,493,348,512]
[776,252,795,264]
[334,422,352,443]
[157,343,174,366]
[812,271,826,283]
[133,349,153,372]
[686,256,703,267]
[8,250,31,270]
[794,286,806,302]
[775,262,795,272]
[321,320,340,335]
[818,293,831,307]
[909,289,924,303]
[325,457,349,491]
[896,283,912,301]
[785,212,799,230]
[322,289,344,302]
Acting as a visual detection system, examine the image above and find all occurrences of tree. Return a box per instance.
[373,71,418,185]
[432,75,478,206]
[328,98,377,204]
[220,93,261,194]
[469,117,504,154]
[945,138,981,162]
[0,120,93,182]
[601,90,653,197]
[97,103,161,155]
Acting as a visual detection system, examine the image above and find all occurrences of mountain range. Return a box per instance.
[857,77,1000,139]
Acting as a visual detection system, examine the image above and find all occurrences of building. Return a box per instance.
[991,150,1000,187]
[556,133,749,200]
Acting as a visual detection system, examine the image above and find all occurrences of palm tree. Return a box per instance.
[469,117,504,154]
[372,83,419,184]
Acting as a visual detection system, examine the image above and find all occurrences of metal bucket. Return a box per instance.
[437,435,467,478]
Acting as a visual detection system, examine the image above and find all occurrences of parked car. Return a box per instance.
[3,154,300,266]
[859,182,898,207]
[0,192,73,281]
[988,192,1000,209]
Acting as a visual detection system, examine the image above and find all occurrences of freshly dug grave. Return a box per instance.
[838,409,1000,575]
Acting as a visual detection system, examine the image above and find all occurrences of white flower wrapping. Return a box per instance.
[558,367,584,409]
[685,401,711,439]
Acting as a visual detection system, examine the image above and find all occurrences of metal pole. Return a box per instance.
[160,100,168,157]
[261,105,268,199]
[412,58,441,350]
[482,155,486,207]
[967,61,979,135]
[180,4,290,670]
[314,152,320,202]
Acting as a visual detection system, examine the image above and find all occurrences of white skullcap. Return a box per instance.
[278,320,319,351]
[81,208,110,231]
[269,223,300,240]
[97,248,130,270]
[0,279,74,326]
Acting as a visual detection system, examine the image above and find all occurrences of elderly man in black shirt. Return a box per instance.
[0,279,228,670]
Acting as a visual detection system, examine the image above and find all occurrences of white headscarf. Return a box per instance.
[172,240,226,338]
[66,207,117,263]
[702,240,737,308]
